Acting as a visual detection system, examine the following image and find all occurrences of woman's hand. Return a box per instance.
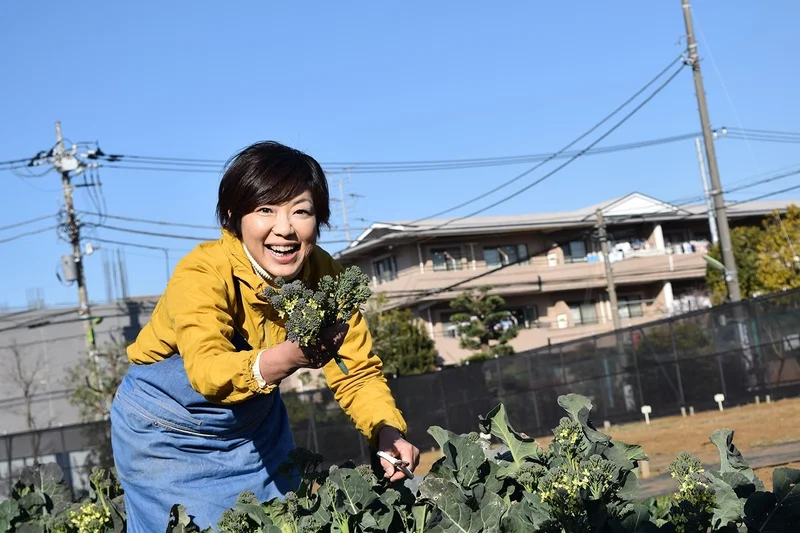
[376,426,420,482]
[295,322,349,369]
[258,323,349,386]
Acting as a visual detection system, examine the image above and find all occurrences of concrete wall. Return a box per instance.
[0,298,156,434]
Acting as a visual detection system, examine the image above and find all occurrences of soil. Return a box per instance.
[414,396,800,490]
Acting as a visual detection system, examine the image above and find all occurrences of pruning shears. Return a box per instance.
[376,451,414,479]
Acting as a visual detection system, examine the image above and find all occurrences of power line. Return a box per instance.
[0,225,58,245]
[401,63,687,236]
[0,214,57,232]
[399,56,686,224]
[95,223,354,246]
[98,224,215,241]
[728,183,800,207]
[80,211,220,230]
[87,236,192,253]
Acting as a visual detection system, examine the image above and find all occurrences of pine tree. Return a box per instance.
[448,285,518,362]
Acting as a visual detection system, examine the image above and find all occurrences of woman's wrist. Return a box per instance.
[257,342,301,386]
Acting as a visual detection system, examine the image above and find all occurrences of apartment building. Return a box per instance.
[334,193,795,365]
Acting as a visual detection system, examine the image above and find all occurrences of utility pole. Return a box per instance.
[681,0,741,301]
[596,210,621,331]
[53,121,98,356]
[695,137,719,245]
[338,177,351,242]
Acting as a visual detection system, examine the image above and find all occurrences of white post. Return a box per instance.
[714,393,725,412]
[641,405,652,425]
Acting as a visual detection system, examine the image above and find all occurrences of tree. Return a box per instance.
[1,341,48,460]
[64,340,130,470]
[366,295,438,376]
[706,225,764,305]
[756,205,800,294]
[448,285,518,362]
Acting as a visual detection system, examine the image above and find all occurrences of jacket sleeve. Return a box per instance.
[322,309,408,447]
[165,257,267,404]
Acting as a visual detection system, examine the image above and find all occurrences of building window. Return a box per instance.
[440,311,466,338]
[507,305,539,328]
[372,256,397,284]
[431,248,463,271]
[484,244,529,269]
[564,240,588,263]
[618,297,644,318]
[569,302,598,325]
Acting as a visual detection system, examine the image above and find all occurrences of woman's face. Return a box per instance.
[239,190,318,280]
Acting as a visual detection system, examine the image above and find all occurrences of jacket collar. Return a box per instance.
[220,229,313,298]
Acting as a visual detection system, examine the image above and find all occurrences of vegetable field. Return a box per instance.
[416,395,800,487]
[3,394,800,532]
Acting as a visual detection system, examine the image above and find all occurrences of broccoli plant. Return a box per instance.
[4,393,800,532]
[263,266,371,375]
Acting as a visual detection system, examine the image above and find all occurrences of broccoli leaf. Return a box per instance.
[418,478,474,533]
[479,404,544,468]
[709,429,765,492]
[328,468,378,516]
[707,472,745,530]
[743,467,800,533]
[0,499,20,533]
[501,492,552,533]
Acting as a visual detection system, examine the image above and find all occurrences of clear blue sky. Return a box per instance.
[1,1,799,310]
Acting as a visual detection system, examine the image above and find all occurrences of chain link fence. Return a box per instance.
[3,289,800,495]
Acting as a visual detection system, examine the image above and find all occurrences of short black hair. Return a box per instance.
[216,141,331,238]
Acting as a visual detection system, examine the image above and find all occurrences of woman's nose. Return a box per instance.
[272,211,294,236]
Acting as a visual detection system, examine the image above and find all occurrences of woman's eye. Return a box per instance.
[295,209,312,216]
[257,207,273,214]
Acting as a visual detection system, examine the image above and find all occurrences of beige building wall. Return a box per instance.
[343,224,710,365]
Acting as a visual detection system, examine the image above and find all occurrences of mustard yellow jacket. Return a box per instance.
[126,230,407,443]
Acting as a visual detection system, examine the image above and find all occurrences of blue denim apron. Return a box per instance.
[110,348,298,532]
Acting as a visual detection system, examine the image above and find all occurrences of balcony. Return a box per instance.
[372,250,707,304]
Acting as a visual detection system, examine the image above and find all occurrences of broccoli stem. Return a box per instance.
[333,353,349,375]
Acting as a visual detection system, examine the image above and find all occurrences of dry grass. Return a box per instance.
[415,396,800,479]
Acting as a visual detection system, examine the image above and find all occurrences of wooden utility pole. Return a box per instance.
[681,0,741,301]
[54,121,98,355]
[596,209,621,330]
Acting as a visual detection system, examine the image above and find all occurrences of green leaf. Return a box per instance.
[0,500,20,533]
[328,468,379,516]
[418,478,474,533]
[616,470,641,502]
[707,471,745,530]
[15,524,44,533]
[428,426,459,451]
[557,394,611,445]
[743,467,800,532]
[427,428,488,489]
[475,488,508,532]
[501,492,552,533]
[616,502,652,533]
[410,504,431,533]
[480,404,543,467]
[360,502,395,532]
[710,429,765,491]
[165,504,202,532]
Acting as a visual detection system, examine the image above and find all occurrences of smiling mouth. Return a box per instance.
[266,244,300,257]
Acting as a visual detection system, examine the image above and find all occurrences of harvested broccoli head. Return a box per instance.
[260,265,372,375]
[333,266,372,322]
[264,279,310,320]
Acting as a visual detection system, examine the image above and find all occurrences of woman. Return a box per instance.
[110,141,419,532]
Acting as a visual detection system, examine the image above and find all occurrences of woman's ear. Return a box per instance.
[227,209,232,218]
